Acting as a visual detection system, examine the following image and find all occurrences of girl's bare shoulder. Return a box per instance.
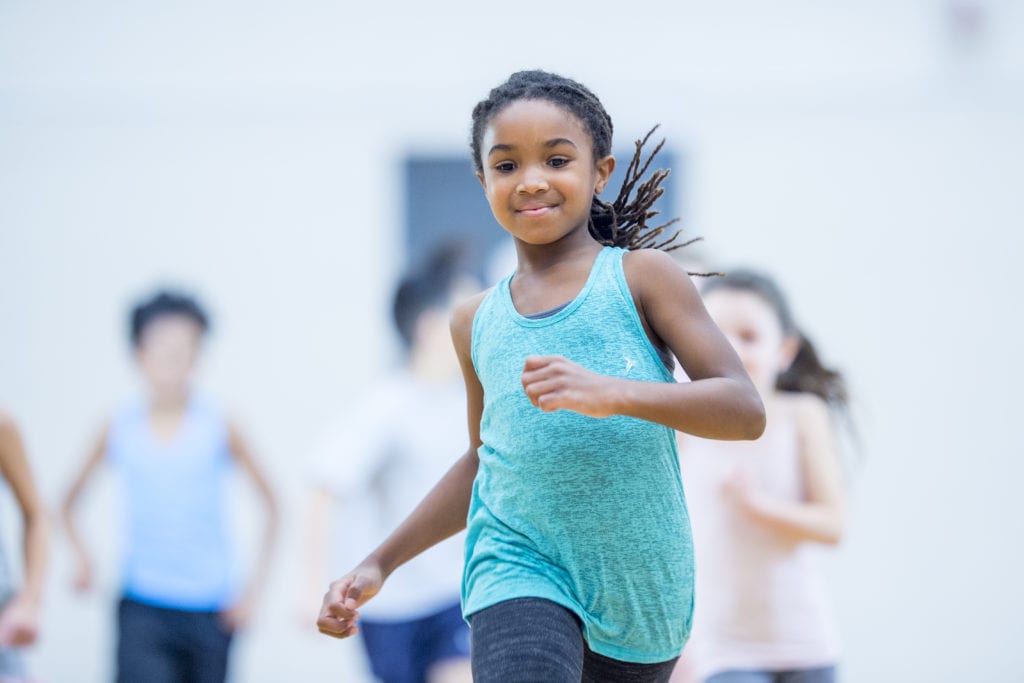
[621,248,700,304]
[450,288,493,351]
[451,289,491,327]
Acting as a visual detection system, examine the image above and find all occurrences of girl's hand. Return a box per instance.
[720,466,763,518]
[0,594,39,647]
[521,355,620,418]
[316,560,383,639]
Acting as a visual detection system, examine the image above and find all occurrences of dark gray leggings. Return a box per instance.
[470,598,679,683]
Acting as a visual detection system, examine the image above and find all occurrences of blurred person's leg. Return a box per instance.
[705,672,774,683]
[115,598,185,683]
[185,609,232,683]
[776,667,836,683]
[420,602,471,683]
[360,618,419,683]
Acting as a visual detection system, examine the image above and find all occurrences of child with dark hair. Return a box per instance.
[62,288,278,683]
[0,409,48,683]
[317,70,765,683]
[672,269,847,683]
[302,245,476,683]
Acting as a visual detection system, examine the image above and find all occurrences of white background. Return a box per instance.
[1,2,1022,681]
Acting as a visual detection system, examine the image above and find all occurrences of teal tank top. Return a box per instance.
[464,246,695,663]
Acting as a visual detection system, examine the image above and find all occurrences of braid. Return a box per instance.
[589,125,695,254]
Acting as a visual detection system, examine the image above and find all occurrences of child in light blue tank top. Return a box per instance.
[317,71,766,683]
[62,289,279,683]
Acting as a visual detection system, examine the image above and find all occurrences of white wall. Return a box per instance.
[1,2,1021,681]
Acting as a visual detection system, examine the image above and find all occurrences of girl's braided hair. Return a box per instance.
[470,70,702,258]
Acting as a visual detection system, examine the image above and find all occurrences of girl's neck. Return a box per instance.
[513,229,601,276]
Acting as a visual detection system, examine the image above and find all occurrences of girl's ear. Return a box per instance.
[594,155,615,195]
[476,171,486,189]
[779,334,801,372]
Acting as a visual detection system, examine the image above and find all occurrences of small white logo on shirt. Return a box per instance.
[624,356,636,374]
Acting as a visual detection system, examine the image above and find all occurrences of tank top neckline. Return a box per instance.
[500,246,613,328]
[143,395,197,450]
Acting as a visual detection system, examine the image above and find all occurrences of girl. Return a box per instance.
[317,70,766,683]
[0,409,48,683]
[671,270,847,683]
[62,290,279,683]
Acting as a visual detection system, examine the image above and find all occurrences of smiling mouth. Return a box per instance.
[517,205,555,217]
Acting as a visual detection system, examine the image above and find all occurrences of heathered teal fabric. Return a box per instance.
[463,246,695,664]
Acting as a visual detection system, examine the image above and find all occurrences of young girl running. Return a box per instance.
[671,270,847,683]
[317,70,766,683]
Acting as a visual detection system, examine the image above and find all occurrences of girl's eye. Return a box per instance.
[549,157,570,168]
[494,161,516,173]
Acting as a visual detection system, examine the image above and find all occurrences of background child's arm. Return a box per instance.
[725,395,845,544]
[317,292,485,639]
[521,250,764,440]
[0,411,48,646]
[61,425,108,592]
[224,421,279,630]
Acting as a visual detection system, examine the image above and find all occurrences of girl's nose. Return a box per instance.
[517,167,550,194]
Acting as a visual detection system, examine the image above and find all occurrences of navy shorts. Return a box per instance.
[116,596,233,683]
[705,667,837,683]
[359,601,471,683]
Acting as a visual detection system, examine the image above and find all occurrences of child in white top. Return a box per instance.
[302,245,476,683]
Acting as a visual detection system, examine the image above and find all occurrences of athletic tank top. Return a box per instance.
[464,246,694,664]
[106,395,238,610]
[680,406,841,677]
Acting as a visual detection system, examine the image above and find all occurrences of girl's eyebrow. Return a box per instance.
[487,138,579,157]
[544,137,577,149]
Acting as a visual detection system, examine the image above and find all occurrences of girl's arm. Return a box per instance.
[0,412,48,646]
[521,249,765,440]
[61,425,108,592]
[317,292,486,640]
[726,395,845,544]
[223,421,279,630]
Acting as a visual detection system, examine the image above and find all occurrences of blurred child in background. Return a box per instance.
[0,409,48,683]
[672,269,847,683]
[301,245,476,683]
[62,289,278,683]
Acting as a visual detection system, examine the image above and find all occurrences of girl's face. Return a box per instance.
[476,99,614,248]
[134,314,202,400]
[703,289,797,394]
